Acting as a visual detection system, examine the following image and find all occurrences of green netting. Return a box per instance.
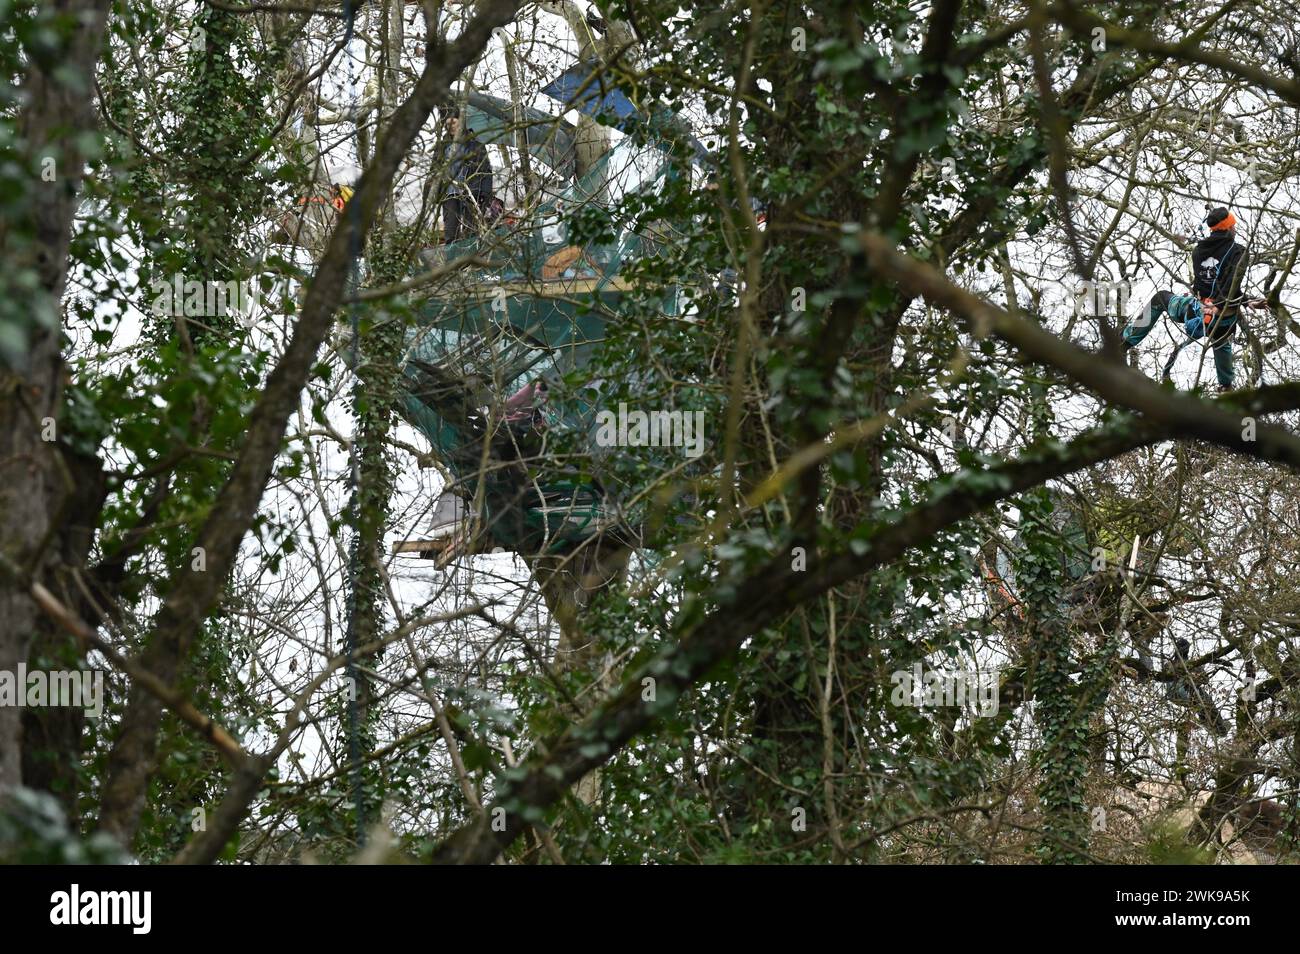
[395,133,687,552]
[462,91,578,180]
[428,130,684,281]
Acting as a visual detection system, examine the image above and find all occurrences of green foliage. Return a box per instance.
[0,0,102,360]
[1143,820,1215,865]
[35,0,307,858]
[0,789,128,865]
[17,0,1292,867]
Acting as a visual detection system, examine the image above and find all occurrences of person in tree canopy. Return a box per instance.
[1121,207,1267,391]
[503,377,547,428]
[330,182,354,212]
[495,377,548,461]
[441,110,495,243]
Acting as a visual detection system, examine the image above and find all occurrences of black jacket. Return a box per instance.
[1191,231,1248,307]
[446,133,494,201]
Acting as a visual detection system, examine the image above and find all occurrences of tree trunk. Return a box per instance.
[0,0,110,794]
[530,540,629,806]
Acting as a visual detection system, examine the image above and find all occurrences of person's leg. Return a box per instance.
[1212,336,1235,389]
[451,197,468,240]
[471,188,493,232]
[443,197,464,242]
[1123,290,1172,349]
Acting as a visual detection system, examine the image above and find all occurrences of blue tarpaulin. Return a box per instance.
[540,60,642,130]
[541,61,710,162]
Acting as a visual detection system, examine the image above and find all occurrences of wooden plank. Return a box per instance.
[391,539,450,557]
[452,276,641,299]
[391,533,502,562]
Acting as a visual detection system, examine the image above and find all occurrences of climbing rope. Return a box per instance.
[339,0,366,849]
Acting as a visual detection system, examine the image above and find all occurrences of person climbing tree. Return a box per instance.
[330,182,354,212]
[501,377,549,459]
[1121,207,1266,391]
[441,110,495,243]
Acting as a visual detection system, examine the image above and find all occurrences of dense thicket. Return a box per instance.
[4,0,1300,865]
